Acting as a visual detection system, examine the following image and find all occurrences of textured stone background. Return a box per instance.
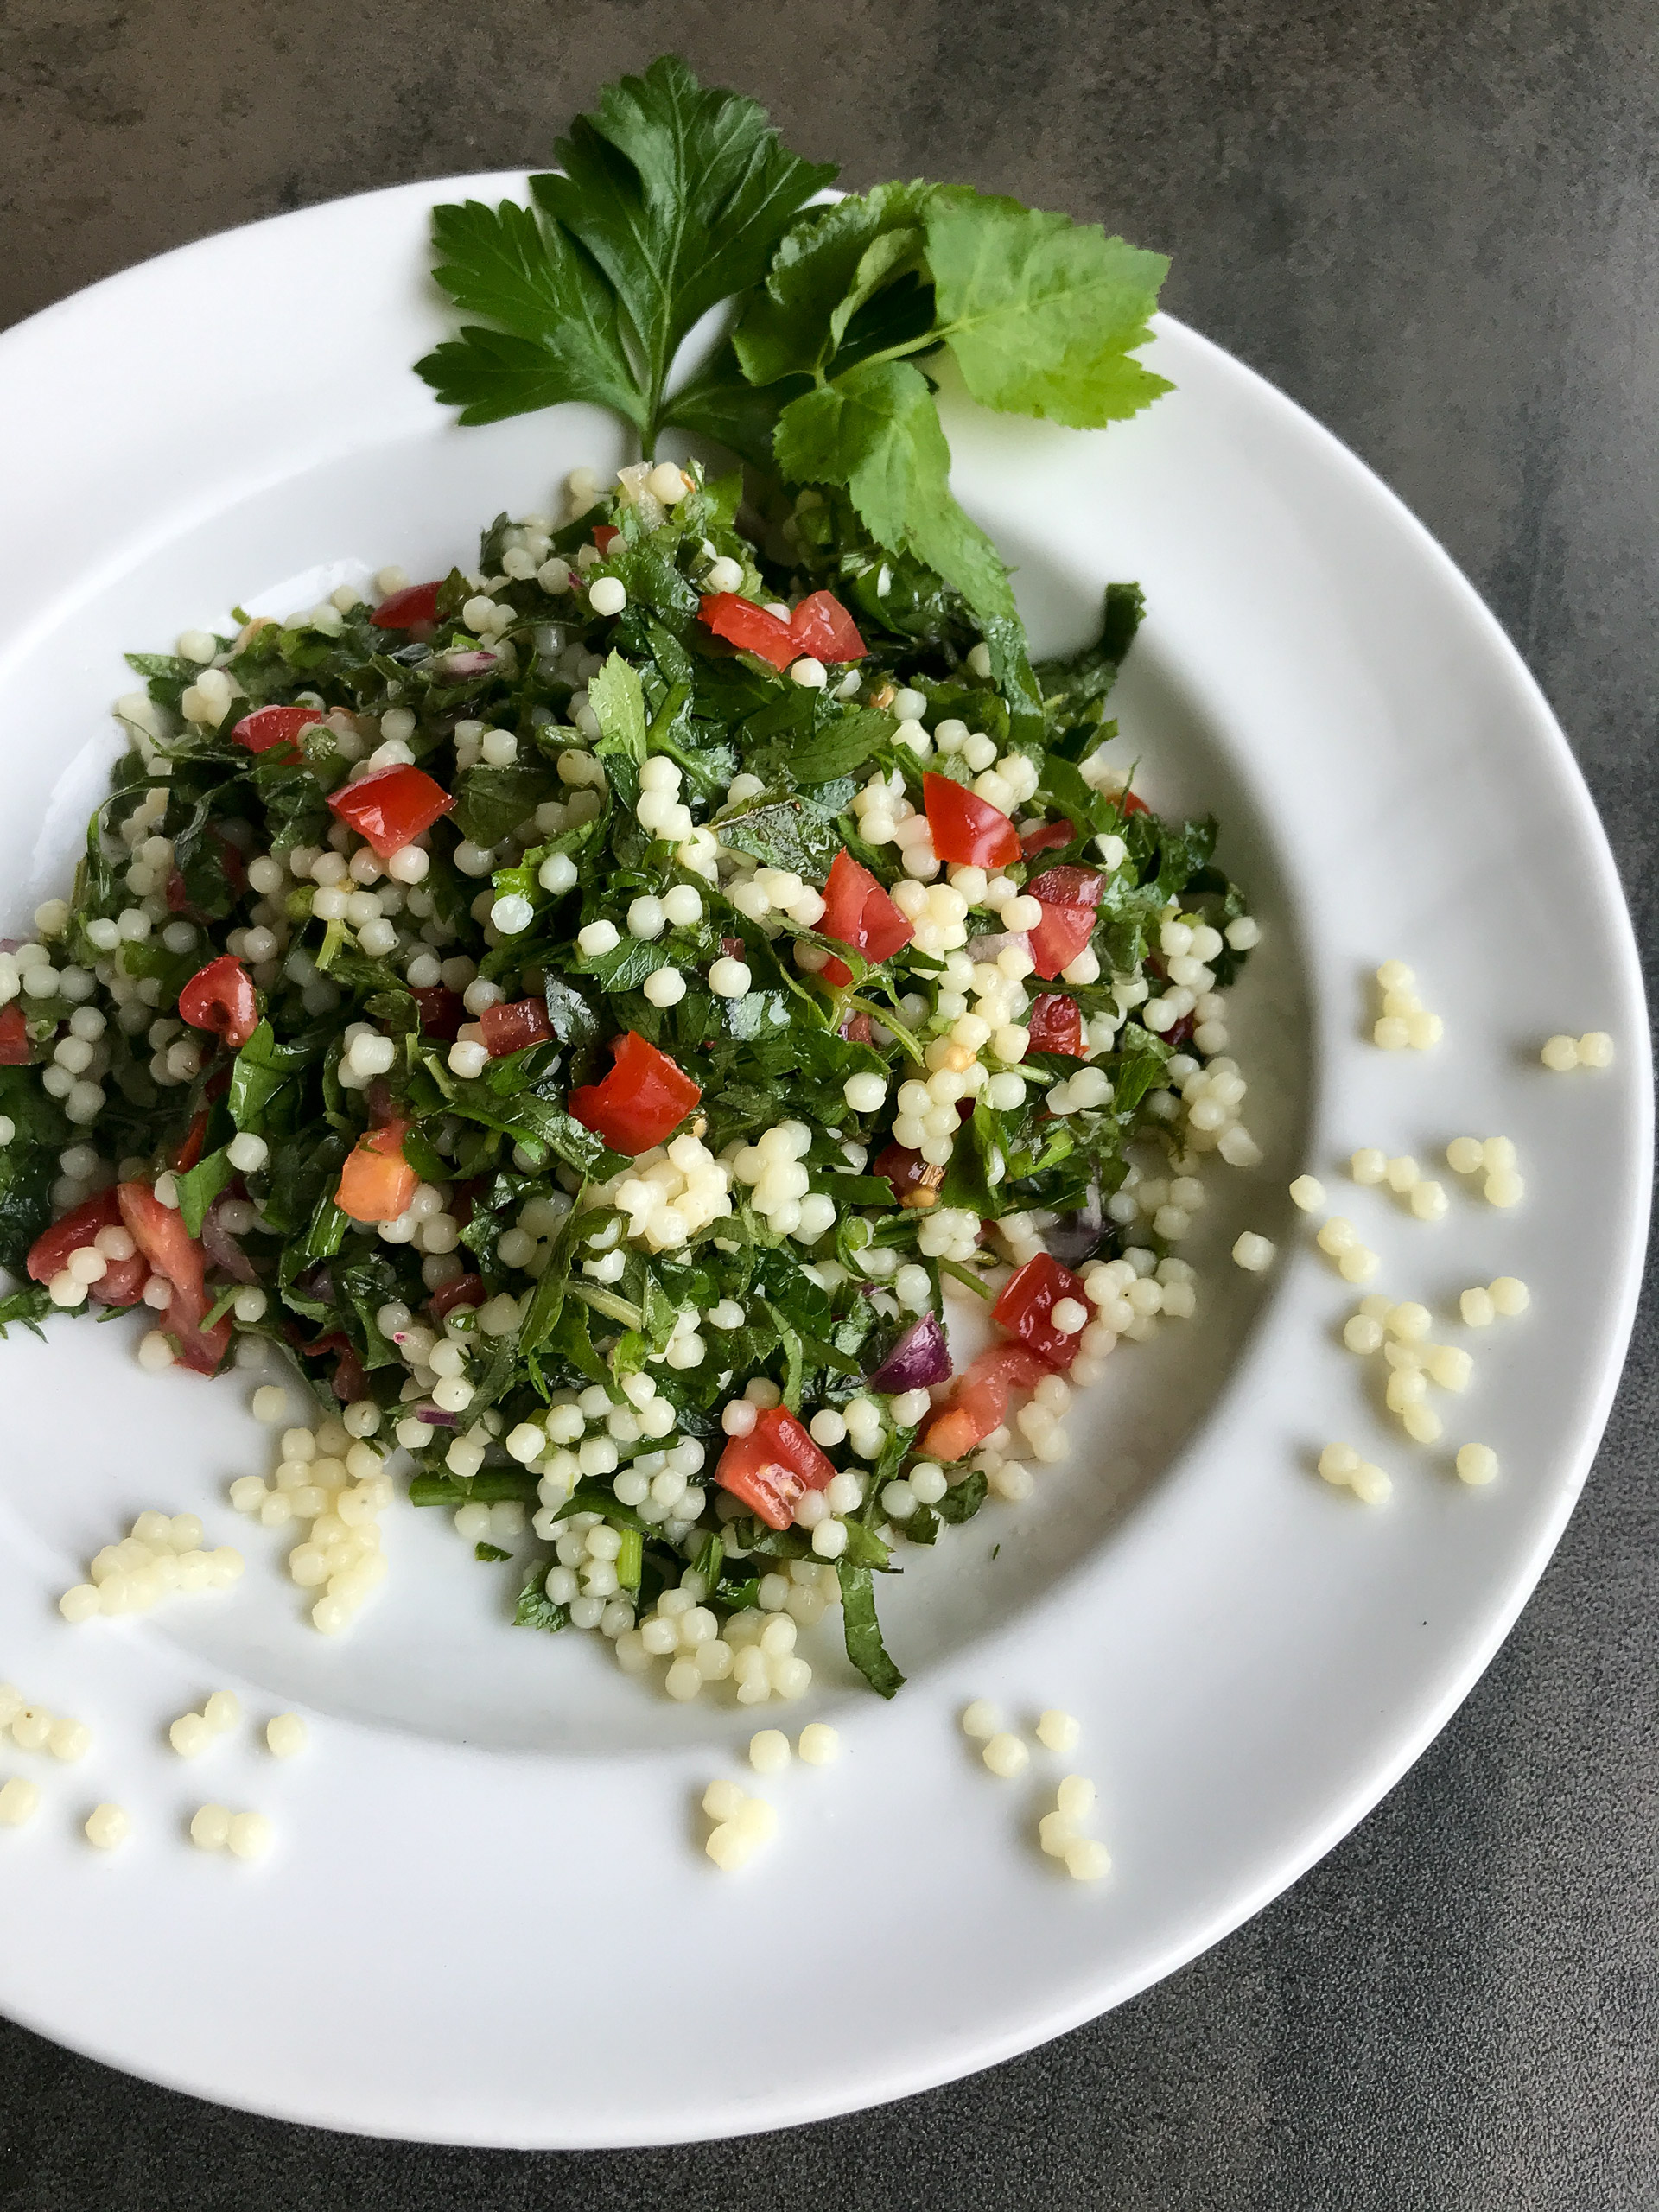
[1,3,1655,2204]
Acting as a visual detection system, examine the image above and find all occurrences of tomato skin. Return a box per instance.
[593,525,620,553]
[1023,865,1107,982]
[1026,991,1085,1058]
[336,1118,420,1224]
[174,1108,211,1172]
[480,998,553,1057]
[922,773,1021,869]
[697,592,797,671]
[370,581,442,631]
[177,956,259,1050]
[714,1406,836,1531]
[1026,865,1104,907]
[327,764,455,858]
[93,1254,149,1306]
[923,1344,1047,1460]
[428,1274,486,1321]
[0,1004,29,1065]
[26,1191,124,1284]
[787,590,866,663]
[873,1141,946,1211]
[1020,820,1073,861]
[232,704,321,755]
[1119,790,1150,817]
[819,849,915,988]
[569,1032,701,1156]
[991,1251,1090,1371]
[410,985,465,1041]
[117,1180,230,1373]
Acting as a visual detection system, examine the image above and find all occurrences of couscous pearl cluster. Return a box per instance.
[0,1682,92,1762]
[59,1511,241,1621]
[962,1701,1107,1878]
[1317,1442,1392,1504]
[191,1804,274,1859]
[168,1689,240,1758]
[1348,1149,1447,1220]
[231,1417,393,1633]
[1541,1031,1612,1071]
[1445,1135,1524,1208]
[1370,960,1443,1051]
[1459,1276,1529,1327]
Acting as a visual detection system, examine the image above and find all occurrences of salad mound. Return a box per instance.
[0,58,1262,1700]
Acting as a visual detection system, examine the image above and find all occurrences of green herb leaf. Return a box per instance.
[415,198,648,431]
[173,1147,233,1238]
[474,1541,512,1563]
[534,55,835,437]
[513,1558,569,1631]
[926,188,1171,428]
[837,1559,905,1697]
[734,181,930,384]
[588,651,648,763]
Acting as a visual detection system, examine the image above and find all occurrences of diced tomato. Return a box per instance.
[923,1344,1047,1461]
[93,1254,149,1307]
[819,849,914,988]
[208,826,249,893]
[839,1011,874,1044]
[177,956,259,1050]
[371,581,442,632]
[174,1108,212,1172]
[332,1344,368,1404]
[0,1004,29,1065]
[428,1274,486,1321]
[697,592,798,671]
[411,985,466,1041]
[991,1251,1091,1371]
[922,773,1020,869]
[1027,865,1105,908]
[164,868,192,914]
[714,1405,835,1531]
[480,998,553,1058]
[873,1141,945,1211]
[232,704,322,755]
[335,1118,420,1224]
[1119,790,1150,817]
[327,764,454,858]
[1026,992,1085,1058]
[117,1180,230,1374]
[26,1191,123,1284]
[569,1032,701,1156]
[1020,820,1073,861]
[787,590,866,664]
[593,525,620,553]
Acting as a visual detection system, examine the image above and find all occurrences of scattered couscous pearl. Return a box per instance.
[1038,1810,1077,1857]
[588,576,627,618]
[1288,1174,1325,1211]
[1338,1245,1380,1283]
[169,1712,213,1758]
[1490,1275,1530,1316]
[85,1802,130,1850]
[982,1732,1029,1779]
[1232,1231,1275,1273]
[1055,1774,1096,1820]
[748,1728,791,1774]
[251,1384,287,1423]
[1484,1169,1524,1208]
[1460,1286,1497,1327]
[1317,1217,1357,1255]
[961,1699,1000,1740]
[798,1723,840,1766]
[227,1810,274,1860]
[266,1713,308,1758]
[1387,1300,1430,1341]
[1350,1149,1387,1185]
[47,1718,91,1762]
[0,1777,41,1827]
[190,1802,232,1850]
[1541,1033,1580,1071]
[204,1690,239,1732]
[1064,1836,1112,1882]
[1409,1179,1448,1221]
[702,1777,747,1821]
[1577,1031,1613,1068]
[1457,1443,1499,1486]
[1445,1136,1484,1175]
[1036,1709,1081,1754]
[1317,1442,1391,1504]
[1344,1312,1385,1355]
[1402,1403,1443,1444]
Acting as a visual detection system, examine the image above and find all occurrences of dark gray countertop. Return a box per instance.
[2,3,1654,2204]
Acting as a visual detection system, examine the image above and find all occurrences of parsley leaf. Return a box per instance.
[734,181,930,384]
[925,188,1171,427]
[534,55,836,441]
[415,199,647,432]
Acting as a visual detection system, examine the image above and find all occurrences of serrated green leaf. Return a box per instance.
[734,182,931,384]
[926,188,1171,428]
[588,652,647,763]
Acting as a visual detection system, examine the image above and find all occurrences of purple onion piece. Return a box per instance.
[442,648,499,677]
[413,1405,458,1427]
[200,1202,258,1283]
[868,1312,952,1395]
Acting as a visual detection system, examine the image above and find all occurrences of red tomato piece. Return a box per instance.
[568,1032,701,1156]
[26,1191,124,1284]
[327,764,455,858]
[428,1274,486,1321]
[1119,790,1150,817]
[593,525,620,553]
[231,704,322,755]
[1026,865,1105,907]
[873,1141,945,1210]
[991,1251,1091,1371]
[174,1108,212,1173]
[163,868,192,915]
[410,985,466,1041]
[335,1119,420,1224]
[480,998,553,1058]
[696,593,798,672]
[117,1180,230,1374]
[788,590,867,663]
[331,1344,369,1404]
[371,581,442,631]
[818,849,915,988]
[1020,820,1073,861]
[177,956,259,1050]
[0,1004,29,1065]
[922,1343,1047,1461]
[1026,901,1097,981]
[1026,992,1085,1058]
[922,773,1020,869]
[714,1406,836,1531]
[93,1254,149,1307]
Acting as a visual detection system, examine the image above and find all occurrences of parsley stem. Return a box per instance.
[847,994,924,1064]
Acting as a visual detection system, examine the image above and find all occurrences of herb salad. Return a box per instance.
[0,58,1263,1701]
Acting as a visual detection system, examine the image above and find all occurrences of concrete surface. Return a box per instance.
[0,2,1655,2204]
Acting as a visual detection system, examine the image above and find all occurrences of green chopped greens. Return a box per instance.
[0,56,1255,1704]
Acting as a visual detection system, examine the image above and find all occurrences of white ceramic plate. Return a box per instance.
[0,177,1647,2148]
